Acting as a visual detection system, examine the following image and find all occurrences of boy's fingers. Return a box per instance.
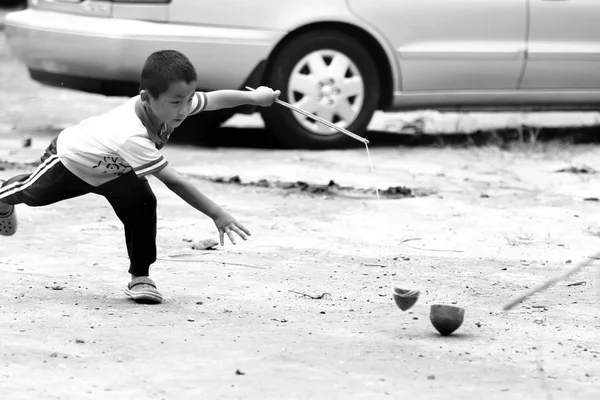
[229,225,248,240]
[219,229,225,246]
[236,223,251,236]
[225,227,237,245]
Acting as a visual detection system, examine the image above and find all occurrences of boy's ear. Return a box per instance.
[140,90,151,105]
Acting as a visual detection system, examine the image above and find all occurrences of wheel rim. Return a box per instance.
[287,49,365,136]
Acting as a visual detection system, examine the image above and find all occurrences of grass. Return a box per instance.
[427,125,600,152]
[503,231,534,246]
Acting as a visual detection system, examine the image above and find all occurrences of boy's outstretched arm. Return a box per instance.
[153,165,250,246]
[203,86,280,111]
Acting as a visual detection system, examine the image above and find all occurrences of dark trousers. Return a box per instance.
[0,146,157,276]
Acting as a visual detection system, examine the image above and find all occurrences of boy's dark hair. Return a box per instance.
[140,50,197,98]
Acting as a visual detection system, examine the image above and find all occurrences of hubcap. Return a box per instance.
[287,50,364,136]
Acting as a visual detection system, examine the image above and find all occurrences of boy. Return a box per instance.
[0,50,280,304]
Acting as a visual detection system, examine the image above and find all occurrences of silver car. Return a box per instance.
[5,0,600,148]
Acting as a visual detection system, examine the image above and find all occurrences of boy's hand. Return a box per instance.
[253,86,281,107]
[213,211,251,246]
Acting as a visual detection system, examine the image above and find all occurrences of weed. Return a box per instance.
[503,233,519,246]
[515,231,534,241]
[503,230,534,246]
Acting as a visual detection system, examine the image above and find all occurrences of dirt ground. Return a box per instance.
[1,31,600,400]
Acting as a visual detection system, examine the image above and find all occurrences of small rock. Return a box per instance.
[427,374,436,380]
[75,339,85,344]
[187,317,195,322]
[196,301,204,305]
[235,369,245,376]
[191,239,219,250]
[50,352,58,358]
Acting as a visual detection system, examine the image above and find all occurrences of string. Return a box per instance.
[364,142,419,298]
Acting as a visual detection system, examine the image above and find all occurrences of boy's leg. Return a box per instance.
[0,156,91,206]
[94,171,161,304]
[95,171,157,276]
[1,154,92,236]
[1,136,90,207]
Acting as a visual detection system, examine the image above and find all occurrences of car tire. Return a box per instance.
[261,30,380,149]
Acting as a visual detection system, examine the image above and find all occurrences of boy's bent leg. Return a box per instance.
[96,172,157,277]
[0,156,91,206]
[1,156,92,236]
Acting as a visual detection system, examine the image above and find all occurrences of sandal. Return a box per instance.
[124,276,163,304]
[0,204,17,236]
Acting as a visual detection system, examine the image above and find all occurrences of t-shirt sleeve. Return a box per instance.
[189,92,208,116]
[117,135,168,177]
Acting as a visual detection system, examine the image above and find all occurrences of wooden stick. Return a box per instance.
[245,86,369,144]
[503,251,600,311]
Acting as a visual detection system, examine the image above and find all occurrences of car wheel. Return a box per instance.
[261,30,380,149]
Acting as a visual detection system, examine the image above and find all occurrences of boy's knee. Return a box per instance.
[131,191,157,212]
[142,192,157,210]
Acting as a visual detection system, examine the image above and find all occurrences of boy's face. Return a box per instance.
[142,80,196,129]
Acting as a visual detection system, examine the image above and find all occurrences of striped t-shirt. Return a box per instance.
[57,92,206,186]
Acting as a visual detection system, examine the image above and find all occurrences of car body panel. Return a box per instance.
[5,8,283,90]
[29,0,112,17]
[348,0,527,92]
[4,0,600,115]
[5,1,401,93]
[31,0,170,21]
[164,0,401,92]
[520,0,600,89]
[391,88,600,111]
[169,0,352,30]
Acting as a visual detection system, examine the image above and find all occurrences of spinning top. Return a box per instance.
[429,304,465,336]
[392,287,420,311]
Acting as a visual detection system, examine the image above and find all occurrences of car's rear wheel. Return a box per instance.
[261,30,380,149]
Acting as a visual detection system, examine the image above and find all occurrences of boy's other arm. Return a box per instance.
[153,165,250,245]
[203,86,280,111]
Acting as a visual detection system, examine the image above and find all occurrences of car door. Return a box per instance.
[347,0,527,91]
[520,0,600,89]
